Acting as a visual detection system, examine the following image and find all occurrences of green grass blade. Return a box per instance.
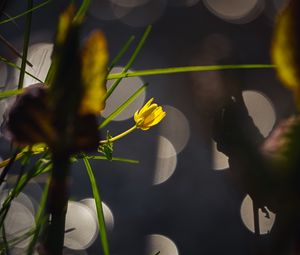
[100,83,147,129]
[74,0,91,23]
[0,0,50,25]
[0,56,43,83]
[0,154,50,217]
[0,34,32,67]
[124,25,152,71]
[1,225,10,254]
[0,89,24,100]
[27,178,50,255]
[106,64,275,80]
[83,157,110,255]
[0,148,22,187]
[18,0,33,89]
[108,35,135,73]
[85,155,139,164]
[44,60,55,85]
[105,25,152,100]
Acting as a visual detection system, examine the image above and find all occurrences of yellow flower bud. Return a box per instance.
[134,98,166,130]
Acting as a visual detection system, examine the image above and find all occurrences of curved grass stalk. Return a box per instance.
[0,0,50,25]
[83,157,110,255]
[107,64,275,80]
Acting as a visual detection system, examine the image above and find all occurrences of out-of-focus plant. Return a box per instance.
[0,0,277,255]
[212,1,300,254]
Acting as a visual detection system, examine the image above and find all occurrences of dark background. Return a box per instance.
[0,0,295,254]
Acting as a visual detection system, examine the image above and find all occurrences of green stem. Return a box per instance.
[106,64,275,80]
[83,157,110,255]
[18,0,33,89]
[0,0,50,25]
[0,56,42,83]
[105,25,152,101]
[99,125,137,144]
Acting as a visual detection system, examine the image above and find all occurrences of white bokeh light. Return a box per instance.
[153,136,178,185]
[64,201,98,250]
[242,90,276,138]
[240,194,276,235]
[3,200,35,248]
[102,67,146,121]
[159,105,190,155]
[212,140,229,171]
[80,198,114,231]
[146,234,179,255]
[0,62,7,89]
[11,43,53,89]
[203,0,264,24]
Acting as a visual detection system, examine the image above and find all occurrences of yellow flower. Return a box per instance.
[134,98,166,130]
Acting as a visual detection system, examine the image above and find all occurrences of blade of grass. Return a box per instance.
[0,56,43,82]
[0,89,24,100]
[0,0,50,25]
[27,178,50,255]
[18,0,33,89]
[108,35,135,73]
[85,155,139,164]
[83,157,110,255]
[106,64,275,80]
[74,0,91,23]
[0,148,21,186]
[2,225,10,255]
[0,153,51,217]
[1,12,19,28]
[100,83,147,129]
[105,25,152,101]
[0,34,32,67]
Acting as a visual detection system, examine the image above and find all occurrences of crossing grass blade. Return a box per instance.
[0,56,43,83]
[108,35,135,73]
[100,83,147,129]
[27,178,50,255]
[105,25,152,101]
[0,0,50,25]
[83,157,110,255]
[74,0,91,23]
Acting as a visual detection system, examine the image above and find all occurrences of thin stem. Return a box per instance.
[100,125,137,144]
[18,0,33,89]
[83,157,110,255]
[105,25,152,101]
[0,34,32,67]
[108,35,135,73]
[0,0,50,25]
[0,56,42,82]
[106,64,275,80]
